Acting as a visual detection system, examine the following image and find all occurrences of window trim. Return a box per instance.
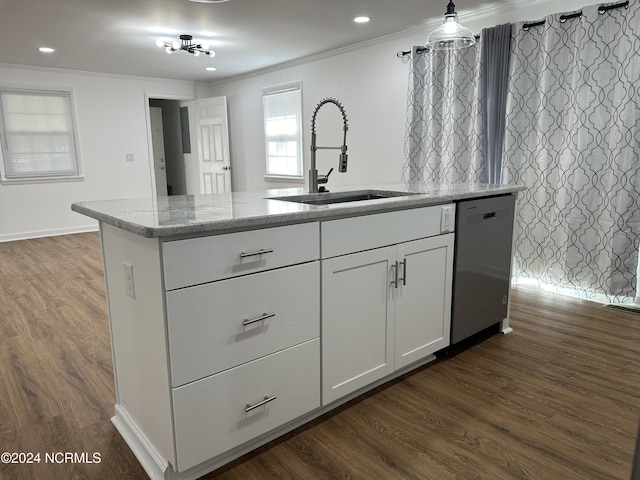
[262,81,304,181]
[0,85,83,185]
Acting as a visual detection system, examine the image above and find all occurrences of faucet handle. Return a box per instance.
[317,167,333,184]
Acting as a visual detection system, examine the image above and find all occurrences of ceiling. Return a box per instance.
[0,0,527,83]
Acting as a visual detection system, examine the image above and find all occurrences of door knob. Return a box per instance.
[222,166,231,171]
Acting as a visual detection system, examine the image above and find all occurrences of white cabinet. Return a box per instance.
[100,203,459,479]
[321,206,455,405]
[395,234,454,369]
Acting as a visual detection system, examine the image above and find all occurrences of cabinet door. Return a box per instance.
[322,247,395,405]
[395,233,454,369]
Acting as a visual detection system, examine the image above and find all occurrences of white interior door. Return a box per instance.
[150,107,168,196]
[194,96,231,194]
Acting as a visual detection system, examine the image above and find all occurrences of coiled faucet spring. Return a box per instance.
[309,97,349,193]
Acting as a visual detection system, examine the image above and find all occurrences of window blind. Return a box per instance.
[263,87,302,177]
[0,89,79,179]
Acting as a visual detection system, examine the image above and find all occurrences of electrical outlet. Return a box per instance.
[125,153,135,162]
[440,205,455,233]
[123,262,136,299]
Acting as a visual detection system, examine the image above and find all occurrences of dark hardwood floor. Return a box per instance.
[0,232,638,480]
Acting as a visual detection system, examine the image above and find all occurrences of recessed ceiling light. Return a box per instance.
[38,47,55,53]
[205,67,217,71]
[354,16,370,23]
[189,0,230,3]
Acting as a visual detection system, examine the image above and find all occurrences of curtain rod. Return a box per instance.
[598,0,629,13]
[523,0,629,30]
[396,34,480,59]
[560,11,583,23]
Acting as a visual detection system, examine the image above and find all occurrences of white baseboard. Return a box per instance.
[0,225,98,243]
[112,405,170,480]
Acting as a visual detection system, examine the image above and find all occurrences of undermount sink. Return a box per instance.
[268,189,418,206]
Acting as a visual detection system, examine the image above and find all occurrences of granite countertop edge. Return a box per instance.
[71,184,526,239]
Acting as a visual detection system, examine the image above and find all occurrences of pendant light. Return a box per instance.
[425,0,476,50]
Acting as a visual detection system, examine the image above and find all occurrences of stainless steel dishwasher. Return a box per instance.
[451,194,516,344]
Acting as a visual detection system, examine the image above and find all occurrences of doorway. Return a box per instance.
[147,96,232,197]
[149,99,186,195]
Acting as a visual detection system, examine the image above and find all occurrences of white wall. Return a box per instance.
[208,0,589,193]
[0,66,201,241]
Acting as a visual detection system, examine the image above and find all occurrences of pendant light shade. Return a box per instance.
[425,0,476,50]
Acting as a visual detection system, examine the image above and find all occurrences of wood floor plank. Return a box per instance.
[1,233,639,480]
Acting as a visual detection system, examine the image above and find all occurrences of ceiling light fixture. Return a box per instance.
[425,0,476,50]
[354,16,370,23]
[38,47,55,53]
[188,0,230,3]
[155,34,215,57]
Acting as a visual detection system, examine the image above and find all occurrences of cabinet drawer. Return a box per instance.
[166,262,320,386]
[321,204,455,258]
[172,339,320,472]
[162,222,319,290]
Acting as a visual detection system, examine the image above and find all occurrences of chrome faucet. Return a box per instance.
[309,97,349,193]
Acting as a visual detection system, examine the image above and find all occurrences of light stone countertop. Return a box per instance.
[71,182,525,238]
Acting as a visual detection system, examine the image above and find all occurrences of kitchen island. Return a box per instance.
[72,182,524,480]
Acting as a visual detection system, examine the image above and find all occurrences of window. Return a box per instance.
[263,84,303,179]
[0,88,81,183]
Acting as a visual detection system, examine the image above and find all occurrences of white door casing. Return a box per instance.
[150,107,168,196]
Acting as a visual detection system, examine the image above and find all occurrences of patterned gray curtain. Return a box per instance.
[403,44,483,184]
[502,2,640,302]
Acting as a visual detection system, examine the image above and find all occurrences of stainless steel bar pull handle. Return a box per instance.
[239,248,274,258]
[244,395,277,413]
[390,261,399,288]
[399,258,407,286]
[242,312,276,326]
